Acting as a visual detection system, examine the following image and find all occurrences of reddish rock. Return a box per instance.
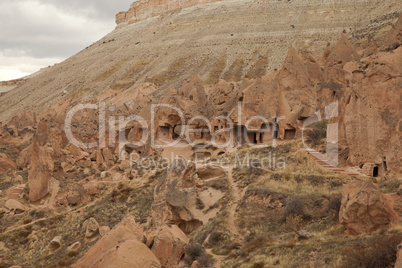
[66,188,82,206]
[151,224,189,267]
[320,42,332,63]
[326,33,360,67]
[65,144,89,161]
[16,144,33,170]
[8,111,36,134]
[0,154,17,174]
[88,186,98,197]
[74,215,159,268]
[83,218,100,241]
[278,46,315,117]
[4,199,26,213]
[383,193,402,217]
[28,119,53,202]
[339,180,398,235]
[363,35,378,56]
[181,75,207,107]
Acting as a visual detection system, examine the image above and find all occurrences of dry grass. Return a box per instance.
[251,172,346,197]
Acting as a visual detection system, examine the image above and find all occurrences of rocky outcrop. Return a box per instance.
[339,180,398,235]
[116,0,224,28]
[16,144,33,170]
[4,199,26,214]
[0,78,26,94]
[74,215,160,268]
[28,119,54,202]
[150,224,189,267]
[152,164,225,235]
[48,236,62,253]
[7,111,37,135]
[339,45,402,174]
[0,153,17,174]
[83,218,100,242]
[325,33,360,67]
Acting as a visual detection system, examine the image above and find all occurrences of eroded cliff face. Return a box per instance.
[1,0,400,123]
[116,0,226,28]
[1,15,400,182]
[0,15,400,180]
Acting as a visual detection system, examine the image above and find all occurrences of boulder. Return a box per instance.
[88,186,98,197]
[61,162,75,173]
[66,190,81,206]
[339,180,398,235]
[16,144,33,170]
[83,218,100,241]
[151,224,189,267]
[80,240,161,268]
[74,215,159,268]
[48,236,62,253]
[297,230,314,240]
[28,119,53,202]
[66,184,84,206]
[4,199,26,213]
[99,226,110,237]
[8,111,36,134]
[0,154,17,174]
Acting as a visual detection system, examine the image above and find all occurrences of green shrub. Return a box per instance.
[305,120,327,147]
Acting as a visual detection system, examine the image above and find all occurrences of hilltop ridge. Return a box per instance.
[116,0,229,28]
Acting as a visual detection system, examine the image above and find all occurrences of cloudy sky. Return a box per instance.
[0,0,132,81]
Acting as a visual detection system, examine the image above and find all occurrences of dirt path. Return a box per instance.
[226,167,243,239]
[206,248,225,268]
[206,166,246,267]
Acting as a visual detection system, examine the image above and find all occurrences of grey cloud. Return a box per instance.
[0,0,132,80]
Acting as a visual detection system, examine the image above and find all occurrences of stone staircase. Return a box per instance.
[304,148,365,177]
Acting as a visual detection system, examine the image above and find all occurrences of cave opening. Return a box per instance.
[373,166,379,177]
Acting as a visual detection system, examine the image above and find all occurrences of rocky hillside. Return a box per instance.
[0,1,401,267]
[0,0,400,121]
